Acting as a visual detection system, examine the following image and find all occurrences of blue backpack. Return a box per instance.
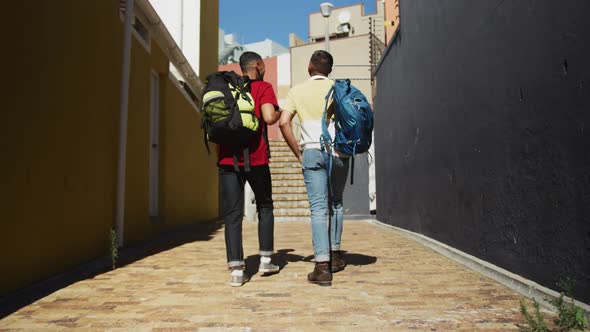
[321,79,374,185]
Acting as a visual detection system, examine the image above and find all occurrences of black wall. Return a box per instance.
[375,0,590,302]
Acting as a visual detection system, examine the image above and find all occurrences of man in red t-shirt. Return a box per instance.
[217,52,281,287]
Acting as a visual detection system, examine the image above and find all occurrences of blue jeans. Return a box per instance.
[302,149,349,262]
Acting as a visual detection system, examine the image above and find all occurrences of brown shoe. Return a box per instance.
[331,250,346,272]
[307,262,332,286]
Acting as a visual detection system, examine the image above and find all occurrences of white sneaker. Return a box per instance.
[228,269,250,287]
[259,257,280,274]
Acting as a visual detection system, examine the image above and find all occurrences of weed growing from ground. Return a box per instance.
[109,228,119,270]
[519,278,588,332]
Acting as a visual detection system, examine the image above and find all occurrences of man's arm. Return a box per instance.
[261,103,280,125]
[278,109,302,163]
[258,83,280,125]
[326,101,335,121]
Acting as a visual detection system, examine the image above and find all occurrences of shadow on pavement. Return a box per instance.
[245,255,260,276]
[0,219,223,319]
[117,219,223,268]
[277,248,305,266]
[245,249,305,277]
[302,251,378,266]
[344,252,378,266]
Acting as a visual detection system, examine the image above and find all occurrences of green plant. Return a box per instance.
[520,298,549,332]
[549,279,588,331]
[109,228,119,269]
[519,278,589,332]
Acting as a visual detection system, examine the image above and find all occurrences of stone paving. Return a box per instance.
[0,220,536,331]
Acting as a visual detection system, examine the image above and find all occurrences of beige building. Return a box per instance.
[290,2,385,100]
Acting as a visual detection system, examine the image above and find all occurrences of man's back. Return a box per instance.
[282,77,333,150]
[278,50,350,285]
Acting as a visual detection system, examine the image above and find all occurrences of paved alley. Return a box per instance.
[0,220,531,331]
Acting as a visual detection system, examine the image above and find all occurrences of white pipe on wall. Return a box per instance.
[115,0,134,247]
[180,0,184,50]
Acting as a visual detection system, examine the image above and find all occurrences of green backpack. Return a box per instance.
[200,71,260,171]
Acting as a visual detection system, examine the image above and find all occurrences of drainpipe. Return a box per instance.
[115,0,134,247]
[180,0,184,50]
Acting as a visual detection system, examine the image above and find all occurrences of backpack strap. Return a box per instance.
[200,117,211,155]
[321,85,336,196]
[222,72,252,130]
[232,150,240,172]
[214,72,239,116]
[320,85,335,153]
[350,155,355,185]
[231,147,251,172]
[350,141,358,185]
[327,152,334,197]
[243,147,251,172]
[203,129,211,155]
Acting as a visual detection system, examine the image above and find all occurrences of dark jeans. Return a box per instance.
[219,164,274,268]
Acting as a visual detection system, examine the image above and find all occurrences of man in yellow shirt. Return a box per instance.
[279,50,349,285]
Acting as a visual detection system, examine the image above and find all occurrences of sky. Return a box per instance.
[219,0,378,48]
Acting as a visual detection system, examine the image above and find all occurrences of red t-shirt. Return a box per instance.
[217,80,278,166]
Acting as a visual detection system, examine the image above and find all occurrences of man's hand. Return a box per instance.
[326,102,335,120]
[279,109,302,163]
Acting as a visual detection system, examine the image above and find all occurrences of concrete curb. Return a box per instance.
[344,214,376,220]
[367,219,590,318]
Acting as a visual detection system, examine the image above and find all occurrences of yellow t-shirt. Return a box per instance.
[282,76,335,150]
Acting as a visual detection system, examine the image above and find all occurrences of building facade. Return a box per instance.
[1,0,219,296]
[218,31,289,65]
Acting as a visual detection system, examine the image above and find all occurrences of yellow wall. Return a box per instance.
[160,77,219,225]
[200,0,220,81]
[124,38,153,244]
[1,1,122,295]
[122,1,219,245]
[1,0,219,296]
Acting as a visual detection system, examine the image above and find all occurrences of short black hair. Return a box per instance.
[239,51,262,72]
[309,50,333,75]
